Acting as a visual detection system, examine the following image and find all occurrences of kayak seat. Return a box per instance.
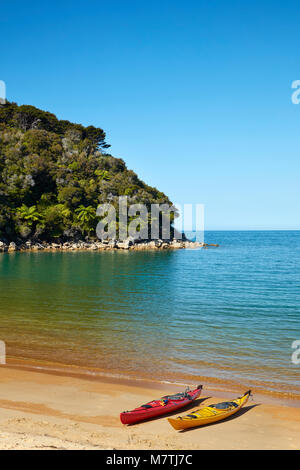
[161,393,185,400]
[141,404,153,408]
[209,401,238,410]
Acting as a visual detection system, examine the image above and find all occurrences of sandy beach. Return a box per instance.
[0,364,299,450]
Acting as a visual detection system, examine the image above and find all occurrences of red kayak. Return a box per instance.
[120,385,203,425]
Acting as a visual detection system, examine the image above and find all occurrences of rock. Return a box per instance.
[133,243,147,250]
[88,243,98,250]
[108,239,117,248]
[30,243,44,251]
[127,235,140,244]
[0,241,8,252]
[92,242,105,250]
[170,241,183,249]
[8,242,17,252]
[51,243,61,249]
[161,242,170,249]
[31,245,41,251]
[117,237,134,249]
[117,240,130,249]
[185,241,204,248]
[147,241,157,249]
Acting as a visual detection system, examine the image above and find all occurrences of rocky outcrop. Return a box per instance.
[0,238,219,254]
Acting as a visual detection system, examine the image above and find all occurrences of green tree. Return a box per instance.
[43,204,71,238]
[16,205,43,226]
[75,205,97,235]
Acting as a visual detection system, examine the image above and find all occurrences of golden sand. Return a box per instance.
[0,363,299,450]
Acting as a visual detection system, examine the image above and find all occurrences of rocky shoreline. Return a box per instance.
[0,239,219,253]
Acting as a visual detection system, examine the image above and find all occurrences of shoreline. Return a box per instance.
[4,356,300,409]
[0,362,299,449]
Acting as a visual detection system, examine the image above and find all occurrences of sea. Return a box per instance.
[0,231,299,401]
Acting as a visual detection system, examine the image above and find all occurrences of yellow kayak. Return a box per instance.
[168,390,251,430]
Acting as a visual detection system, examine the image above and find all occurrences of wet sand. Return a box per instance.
[0,364,299,450]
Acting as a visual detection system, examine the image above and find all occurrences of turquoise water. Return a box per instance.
[0,231,299,398]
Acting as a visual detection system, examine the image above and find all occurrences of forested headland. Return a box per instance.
[0,102,173,243]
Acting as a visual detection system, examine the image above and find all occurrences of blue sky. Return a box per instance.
[1,0,299,229]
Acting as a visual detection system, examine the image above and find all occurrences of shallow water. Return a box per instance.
[0,231,299,399]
